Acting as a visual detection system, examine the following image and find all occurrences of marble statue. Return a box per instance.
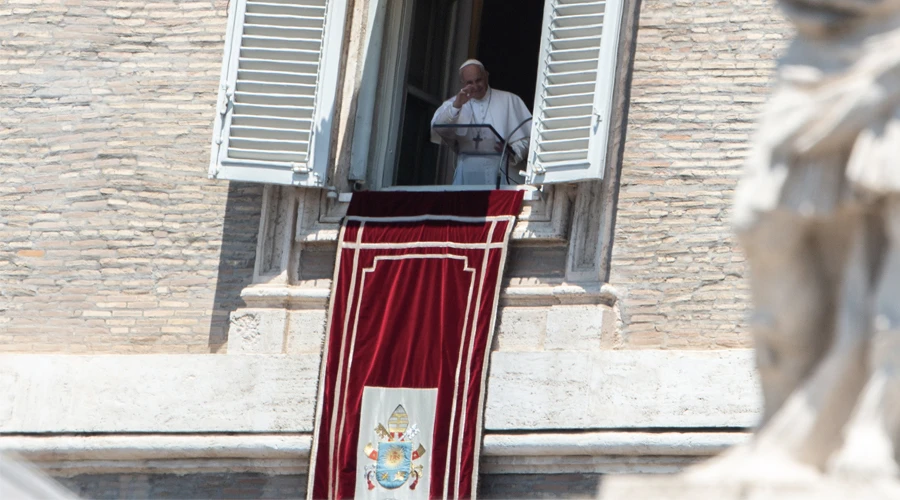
[0,454,76,499]
[714,0,900,482]
[603,1,900,497]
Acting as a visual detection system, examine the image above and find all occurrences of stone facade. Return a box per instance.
[0,0,791,496]
[610,0,790,348]
[1,0,256,354]
[0,0,791,354]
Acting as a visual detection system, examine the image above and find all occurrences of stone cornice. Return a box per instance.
[0,431,749,476]
[240,282,620,308]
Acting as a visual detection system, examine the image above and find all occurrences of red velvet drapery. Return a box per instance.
[308,191,524,500]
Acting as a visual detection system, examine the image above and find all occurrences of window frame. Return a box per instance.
[206,0,624,246]
[353,0,624,191]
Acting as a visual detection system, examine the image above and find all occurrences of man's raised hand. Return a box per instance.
[453,85,475,109]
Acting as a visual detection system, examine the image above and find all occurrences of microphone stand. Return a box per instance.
[496,117,533,189]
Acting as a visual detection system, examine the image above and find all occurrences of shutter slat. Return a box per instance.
[553,16,603,29]
[537,151,590,164]
[539,116,591,129]
[546,58,599,74]
[548,25,602,39]
[231,116,312,128]
[542,103,591,118]
[556,0,604,6]
[545,71,597,86]
[549,47,601,61]
[229,137,309,151]
[543,92,595,107]
[245,2,325,17]
[544,83,595,97]
[234,91,315,107]
[237,70,317,85]
[227,148,308,162]
[235,81,317,94]
[231,126,312,141]
[253,0,325,5]
[240,48,321,62]
[244,14,325,29]
[238,58,318,74]
[556,3,605,16]
[240,35,321,51]
[243,25,323,39]
[550,35,602,51]
[232,103,315,118]
[538,137,589,152]
[539,125,592,141]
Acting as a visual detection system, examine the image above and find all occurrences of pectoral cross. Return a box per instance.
[472,132,483,149]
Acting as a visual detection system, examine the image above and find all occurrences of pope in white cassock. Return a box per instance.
[430,59,532,185]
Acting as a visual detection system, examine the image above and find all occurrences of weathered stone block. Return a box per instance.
[494,307,547,351]
[227,309,287,354]
[0,354,321,433]
[545,304,608,351]
[484,350,760,430]
[286,310,326,355]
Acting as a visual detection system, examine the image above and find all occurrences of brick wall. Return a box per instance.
[0,0,260,353]
[1,0,795,354]
[608,0,792,348]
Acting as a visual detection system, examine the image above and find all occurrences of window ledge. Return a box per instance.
[500,283,618,307]
[0,431,747,476]
[0,431,745,461]
[334,185,544,203]
[309,184,569,242]
[241,284,330,308]
[241,282,618,308]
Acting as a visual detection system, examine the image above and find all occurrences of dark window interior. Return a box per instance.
[394,0,453,186]
[394,0,544,186]
[476,0,545,113]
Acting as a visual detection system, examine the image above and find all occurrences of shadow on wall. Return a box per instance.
[57,472,307,499]
[478,473,603,499]
[207,181,264,352]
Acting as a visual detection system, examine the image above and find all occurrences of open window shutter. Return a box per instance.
[209,0,347,187]
[526,0,624,185]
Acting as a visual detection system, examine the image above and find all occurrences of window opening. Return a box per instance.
[391,0,545,188]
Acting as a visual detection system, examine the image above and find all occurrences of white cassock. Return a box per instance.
[430,88,532,185]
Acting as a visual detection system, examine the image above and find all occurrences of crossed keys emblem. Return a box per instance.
[363,404,427,490]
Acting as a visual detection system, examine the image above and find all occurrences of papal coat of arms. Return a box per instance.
[363,404,427,490]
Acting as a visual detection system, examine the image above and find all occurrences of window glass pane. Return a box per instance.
[395,95,440,186]
[406,1,436,91]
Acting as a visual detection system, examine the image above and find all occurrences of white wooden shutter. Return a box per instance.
[209,0,348,187]
[526,0,624,185]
